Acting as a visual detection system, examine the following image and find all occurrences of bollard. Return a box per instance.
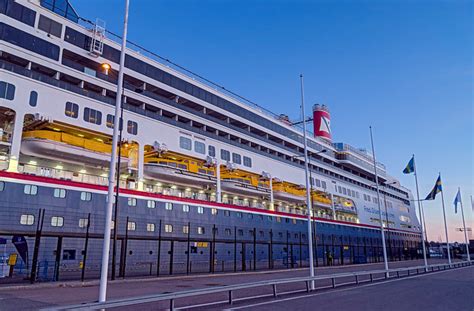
[306,281,310,292]
[229,290,233,305]
[370,274,373,282]
[170,299,174,311]
[273,284,277,297]
[355,275,359,285]
[332,278,336,288]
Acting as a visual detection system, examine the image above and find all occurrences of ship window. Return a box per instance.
[53,188,66,198]
[197,206,204,214]
[1,0,36,27]
[65,102,78,118]
[146,223,155,232]
[321,181,327,189]
[342,188,347,195]
[236,212,242,218]
[211,208,218,215]
[0,181,4,191]
[224,210,230,217]
[232,153,241,164]
[315,179,321,188]
[208,145,216,157]
[194,141,205,154]
[20,214,34,225]
[62,250,76,261]
[147,200,156,208]
[83,108,102,125]
[106,114,114,128]
[182,204,189,212]
[29,91,38,107]
[80,192,92,201]
[51,216,64,227]
[23,184,37,195]
[220,149,230,161]
[0,81,15,100]
[164,224,173,233]
[127,120,138,135]
[165,202,173,210]
[179,136,192,150]
[197,226,205,235]
[243,156,252,168]
[127,197,137,206]
[225,228,232,236]
[38,14,62,38]
[127,221,136,231]
[78,218,89,228]
[0,23,60,60]
[238,229,244,236]
[182,225,189,234]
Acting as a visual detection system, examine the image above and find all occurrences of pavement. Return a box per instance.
[0,259,468,310]
[223,265,474,311]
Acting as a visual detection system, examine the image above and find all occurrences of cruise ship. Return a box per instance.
[0,0,422,280]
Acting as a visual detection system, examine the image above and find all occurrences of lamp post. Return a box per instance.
[98,0,130,303]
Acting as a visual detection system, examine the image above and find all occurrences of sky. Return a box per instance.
[72,0,473,242]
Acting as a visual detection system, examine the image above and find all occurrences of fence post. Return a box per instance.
[273,284,277,297]
[312,222,318,267]
[53,236,63,281]
[169,240,174,275]
[119,216,129,278]
[156,220,162,276]
[269,229,273,269]
[241,242,246,271]
[229,290,233,304]
[186,222,191,275]
[30,208,45,283]
[234,226,237,272]
[81,213,91,282]
[253,228,256,271]
[299,232,302,267]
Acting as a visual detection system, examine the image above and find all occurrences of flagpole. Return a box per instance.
[458,188,470,261]
[98,0,130,303]
[412,155,428,270]
[439,173,451,265]
[369,126,389,278]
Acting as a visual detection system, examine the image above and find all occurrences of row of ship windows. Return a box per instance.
[17,212,418,239]
[18,213,306,239]
[179,136,252,167]
[65,102,138,134]
[0,7,410,201]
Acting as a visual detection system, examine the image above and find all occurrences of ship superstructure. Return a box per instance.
[0,0,422,279]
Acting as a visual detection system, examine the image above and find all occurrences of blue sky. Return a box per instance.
[73,0,472,242]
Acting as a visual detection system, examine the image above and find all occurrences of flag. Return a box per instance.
[425,175,442,200]
[453,189,461,214]
[403,156,415,174]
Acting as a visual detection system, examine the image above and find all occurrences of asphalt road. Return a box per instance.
[224,265,474,311]
[0,259,467,310]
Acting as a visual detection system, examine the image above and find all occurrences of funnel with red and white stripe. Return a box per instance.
[312,104,332,141]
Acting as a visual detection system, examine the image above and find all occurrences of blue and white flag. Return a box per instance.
[453,189,461,214]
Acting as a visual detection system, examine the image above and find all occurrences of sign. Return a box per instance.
[11,236,28,264]
[8,253,17,266]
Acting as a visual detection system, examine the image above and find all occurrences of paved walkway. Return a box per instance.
[0,259,459,310]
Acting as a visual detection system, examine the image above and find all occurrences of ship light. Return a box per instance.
[171,185,177,189]
[28,160,37,165]
[198,190,204,194]
[223,194,228,198]
[185,188,191,192]
[211,192,216,196]
[55,165,63,170]
[156,182,162,186]
[79,169,87,174]
[233,196,239,200]
[53,128,61,132]
[77,134,84,137]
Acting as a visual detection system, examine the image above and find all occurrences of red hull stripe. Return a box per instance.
[0,171,420,235]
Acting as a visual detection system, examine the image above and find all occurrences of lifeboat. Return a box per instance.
[333,195,358,215]
[221,178,270,198]
[143,162,215,187]
[21,130,130,167]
